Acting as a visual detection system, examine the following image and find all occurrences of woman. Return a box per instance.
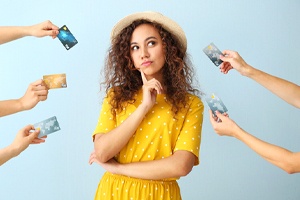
[90,11,204,200]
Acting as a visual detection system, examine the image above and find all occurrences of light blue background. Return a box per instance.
[1,1,299,199]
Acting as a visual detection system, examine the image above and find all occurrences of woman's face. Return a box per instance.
[130,23,165,81]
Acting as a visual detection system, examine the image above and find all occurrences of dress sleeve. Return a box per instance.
[92,94,116,139]
[174,96,204,165]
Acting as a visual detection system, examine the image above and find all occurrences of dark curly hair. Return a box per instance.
[102,19,201,117]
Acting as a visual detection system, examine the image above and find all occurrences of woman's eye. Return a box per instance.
[131,45,139,51]
[148,41,156,46]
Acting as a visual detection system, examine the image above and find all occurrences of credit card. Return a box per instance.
[43,73,67,89]
[57,25,78,50]
[203,42,224,66]
[34,116,61,138]
[205,93,228,117]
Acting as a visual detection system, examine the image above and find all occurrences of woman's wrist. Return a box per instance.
[137,103,151,115]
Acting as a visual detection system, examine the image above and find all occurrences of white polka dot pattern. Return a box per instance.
[93,89,204,166]
[92,89,204,199]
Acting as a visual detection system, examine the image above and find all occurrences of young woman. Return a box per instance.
[89,11,204,199]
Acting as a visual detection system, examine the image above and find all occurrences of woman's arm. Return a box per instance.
[94,104,150,163]
[0,20,59,45]
[90,150,196,180]
[0,125,45,166]
[210,110,300,174]
[220,50,300,108]
[0,79,48,117]
[236,127,300,174]
[94,70,163,163]
[247,68,300,109]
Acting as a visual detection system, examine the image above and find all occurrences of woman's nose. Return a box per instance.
[140,47,149,59]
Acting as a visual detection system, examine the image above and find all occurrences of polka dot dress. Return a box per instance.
[93,89,204,200]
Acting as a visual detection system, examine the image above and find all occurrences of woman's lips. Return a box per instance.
[142,61,152,67]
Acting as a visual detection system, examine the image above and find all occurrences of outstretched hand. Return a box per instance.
[29,20,59,39]
[19,79,49,111]
[11,125,46,156]
[219,50,250,76]
[209,110,240,137]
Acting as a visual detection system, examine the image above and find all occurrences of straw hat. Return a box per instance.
[110,11,187,52]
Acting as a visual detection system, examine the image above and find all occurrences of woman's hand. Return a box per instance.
[89,150,119,174]
[140,70,163,112]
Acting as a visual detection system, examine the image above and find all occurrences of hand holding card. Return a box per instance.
[34,116,61,138]
[43,73,67,89]
[203,42,224,66]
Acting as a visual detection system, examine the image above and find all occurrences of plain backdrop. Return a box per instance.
[0,0,299,199]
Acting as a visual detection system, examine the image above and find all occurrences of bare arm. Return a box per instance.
[220,50,300,108]
[94,104,150,163]
[90,150,196,180]
[210,110,300,174]
[0,79,48,117]
[0,125,46,166]
[0,99,23,117]
[94,70,163,163]
[246,68,300,108]
[0,20,59,45]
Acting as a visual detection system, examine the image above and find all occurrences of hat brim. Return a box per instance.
[110,11,187,52]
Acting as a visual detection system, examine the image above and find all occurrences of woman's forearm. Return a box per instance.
[0,145,17,166]
[247,68,300,108]
[110,151,195,180]
[94,105,149,162]
[0,26,29,45]
[235,128,300,173]
[0,99,23,117]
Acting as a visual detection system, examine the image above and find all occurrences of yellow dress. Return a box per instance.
[93,89,204,200]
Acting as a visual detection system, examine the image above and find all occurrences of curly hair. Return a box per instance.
[102,19,201,117]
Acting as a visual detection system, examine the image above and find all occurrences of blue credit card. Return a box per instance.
[203,42,224,66]
[205,93,228,117]
[34,116,61,138]
[57,25,78,50]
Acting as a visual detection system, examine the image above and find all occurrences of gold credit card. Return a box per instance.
[43,73,67,89]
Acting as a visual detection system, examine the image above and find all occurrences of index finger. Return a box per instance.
[208,110,217,123]
[44,20,59,30]
[215,111,228,121]
[222,50,233,56]
[208,109,213,118]
[32,79,44,86]
[23,124,35,132]
[49,24,59,31]
[140,70,148,85]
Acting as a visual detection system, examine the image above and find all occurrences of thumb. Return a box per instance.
[220,49,235,61]
[32,79,44,86]
[49,30,59,36]
[219,54,230,62]
[28,129,40,141]
[42,29,58,38]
